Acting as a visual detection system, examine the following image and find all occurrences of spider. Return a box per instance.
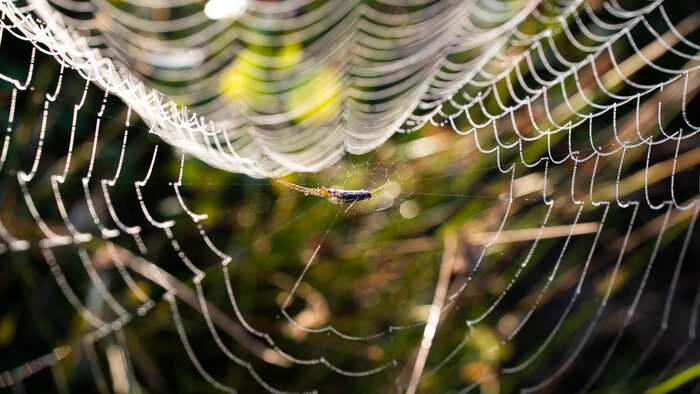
[256,153,390,211]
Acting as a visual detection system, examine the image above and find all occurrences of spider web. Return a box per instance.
[1,0,700,393]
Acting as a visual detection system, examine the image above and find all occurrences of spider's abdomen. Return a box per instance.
[336,190,372,203]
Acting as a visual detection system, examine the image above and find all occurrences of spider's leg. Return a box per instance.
[256,162,312,193]
[279,181,325,197]
[257,150,335,199]
[255,162,275,179]
[368,180,391,194]
[257,152,327,197]
[344,200,358,212]
[259,151,279,180]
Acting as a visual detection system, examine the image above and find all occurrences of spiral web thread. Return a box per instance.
[1,0,700,392]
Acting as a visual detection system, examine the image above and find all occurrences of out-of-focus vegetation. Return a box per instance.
[1,0,700,393]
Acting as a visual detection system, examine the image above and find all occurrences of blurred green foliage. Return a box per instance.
[2,1,700,393]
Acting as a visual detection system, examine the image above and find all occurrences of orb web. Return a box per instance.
[1,0,700,393]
